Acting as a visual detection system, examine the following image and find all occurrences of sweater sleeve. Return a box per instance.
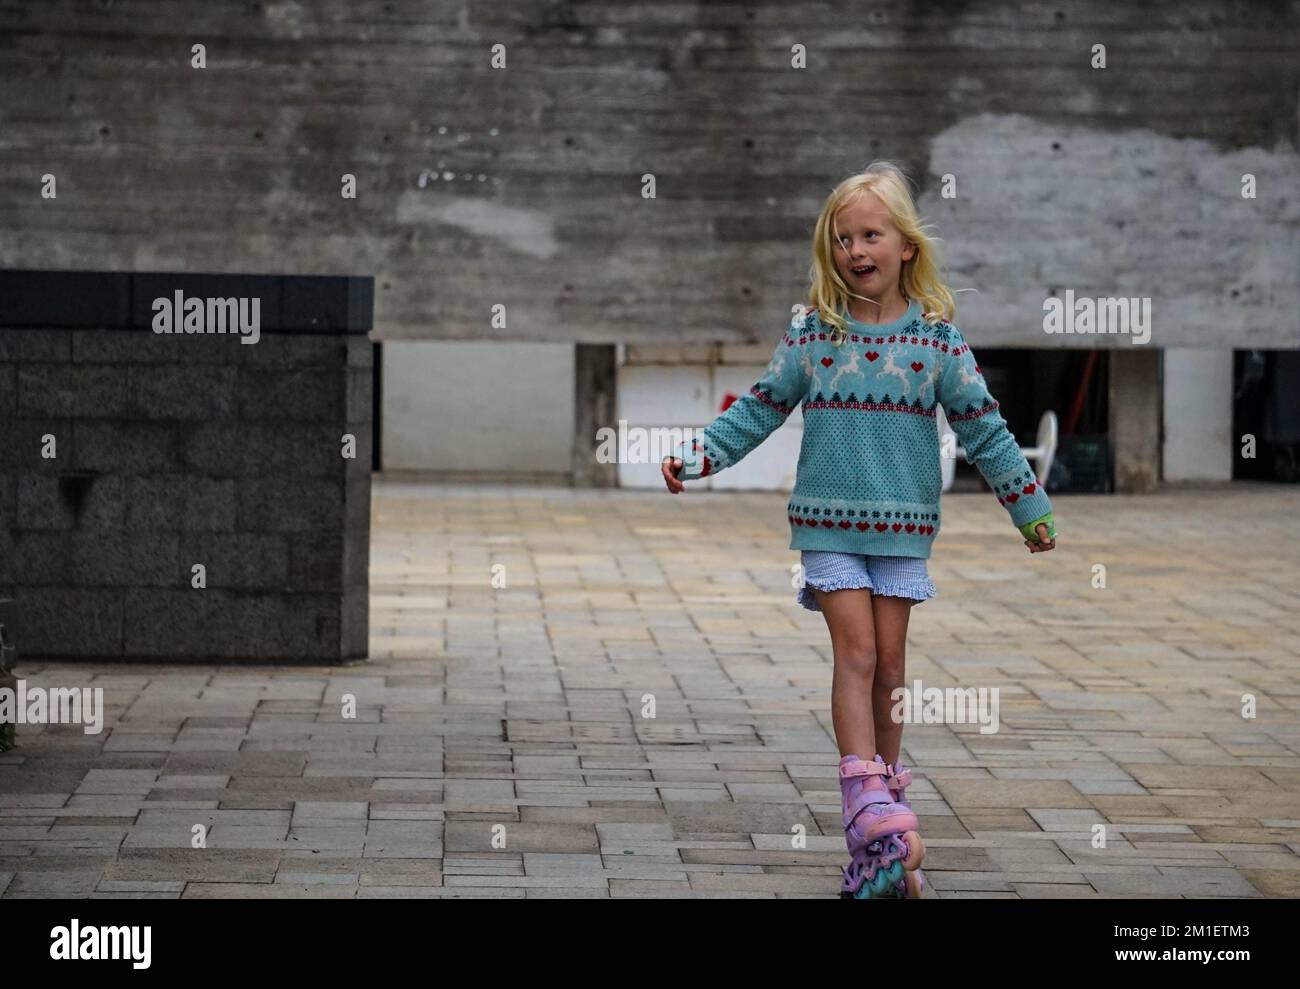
[935,325,1055,530]
[670,306,813,481]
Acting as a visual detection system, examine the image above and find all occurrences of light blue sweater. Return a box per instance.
[671,299,1055,558]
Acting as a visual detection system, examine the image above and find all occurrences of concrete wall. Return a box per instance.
[0,269,372,662]
[1109,348,1162,492]
[1,1,1295,348]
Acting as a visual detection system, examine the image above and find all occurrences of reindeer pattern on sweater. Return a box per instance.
[672,299,1054,558]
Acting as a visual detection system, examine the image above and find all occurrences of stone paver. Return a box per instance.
[1,479,1298,897]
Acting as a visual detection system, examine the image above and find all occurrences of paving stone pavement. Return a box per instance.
[3,479,1298,899]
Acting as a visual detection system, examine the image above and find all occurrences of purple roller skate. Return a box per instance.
[884,759,927,898]
[838,754,925,899]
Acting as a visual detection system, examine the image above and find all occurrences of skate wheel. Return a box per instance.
[901,830,925,871]
[868,866,894,897]
[868,860,907,898]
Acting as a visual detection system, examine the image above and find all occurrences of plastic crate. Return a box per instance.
[1048,435,1111,493]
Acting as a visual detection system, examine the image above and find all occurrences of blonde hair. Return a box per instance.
[807,161,956,345]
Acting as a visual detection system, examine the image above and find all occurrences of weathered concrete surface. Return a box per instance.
[2,479,1297,898]
[1,2,1295,345]
[920,114,1300,348]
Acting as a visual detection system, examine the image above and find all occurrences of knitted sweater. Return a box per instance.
[671,299,1055,558]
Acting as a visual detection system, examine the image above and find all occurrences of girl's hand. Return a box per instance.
[1025,523,1056,553]
[662,456,685,494]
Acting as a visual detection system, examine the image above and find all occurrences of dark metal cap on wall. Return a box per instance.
[0,269,373,333]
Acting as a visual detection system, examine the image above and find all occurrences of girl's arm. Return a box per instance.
[935,325,1056,539]
[670,307,813,481]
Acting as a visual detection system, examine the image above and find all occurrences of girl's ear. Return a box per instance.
[902,242,918,261]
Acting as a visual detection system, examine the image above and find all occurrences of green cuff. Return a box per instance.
[1019,512,1056,542]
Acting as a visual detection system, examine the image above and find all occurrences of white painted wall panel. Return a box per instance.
[383,341,573,471]
[617,360,802,491]
[1163,348,1233,481]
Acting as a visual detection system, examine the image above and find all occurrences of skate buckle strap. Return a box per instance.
[838,758,889,781]
[888,767,912,790]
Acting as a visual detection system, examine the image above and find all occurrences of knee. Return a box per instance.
[874,651,906,691]
[835,635,878,679]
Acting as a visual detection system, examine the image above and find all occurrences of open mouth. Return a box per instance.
[851,264,877,278]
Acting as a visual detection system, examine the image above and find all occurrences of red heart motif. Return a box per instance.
[905,523,916,532]
[793,517,803,526]
[856,521,869,531]
[997,497,1005,505]
[975,364,982,373]
[1023,482,1037,494]
[821,357,834,367]
[838,520,851,529]
[875,523,888,532]
[892,523,902,532]
[910,361,924,373]
[865,351,879,362]
[821,520,834,528]
[1006,493,1019,503]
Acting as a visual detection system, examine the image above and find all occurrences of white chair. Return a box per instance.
[938,407,1058,493]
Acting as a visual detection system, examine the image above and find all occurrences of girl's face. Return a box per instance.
[832,192,916,300]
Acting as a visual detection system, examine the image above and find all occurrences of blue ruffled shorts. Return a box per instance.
[797,551,937,612]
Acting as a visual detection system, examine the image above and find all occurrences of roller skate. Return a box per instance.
[884,759,927,898]
[838,754,926,899]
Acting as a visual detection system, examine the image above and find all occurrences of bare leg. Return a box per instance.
[813,587,878,759]
[870,595,914,766]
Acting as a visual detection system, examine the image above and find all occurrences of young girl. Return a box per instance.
[661,162,1057,898]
